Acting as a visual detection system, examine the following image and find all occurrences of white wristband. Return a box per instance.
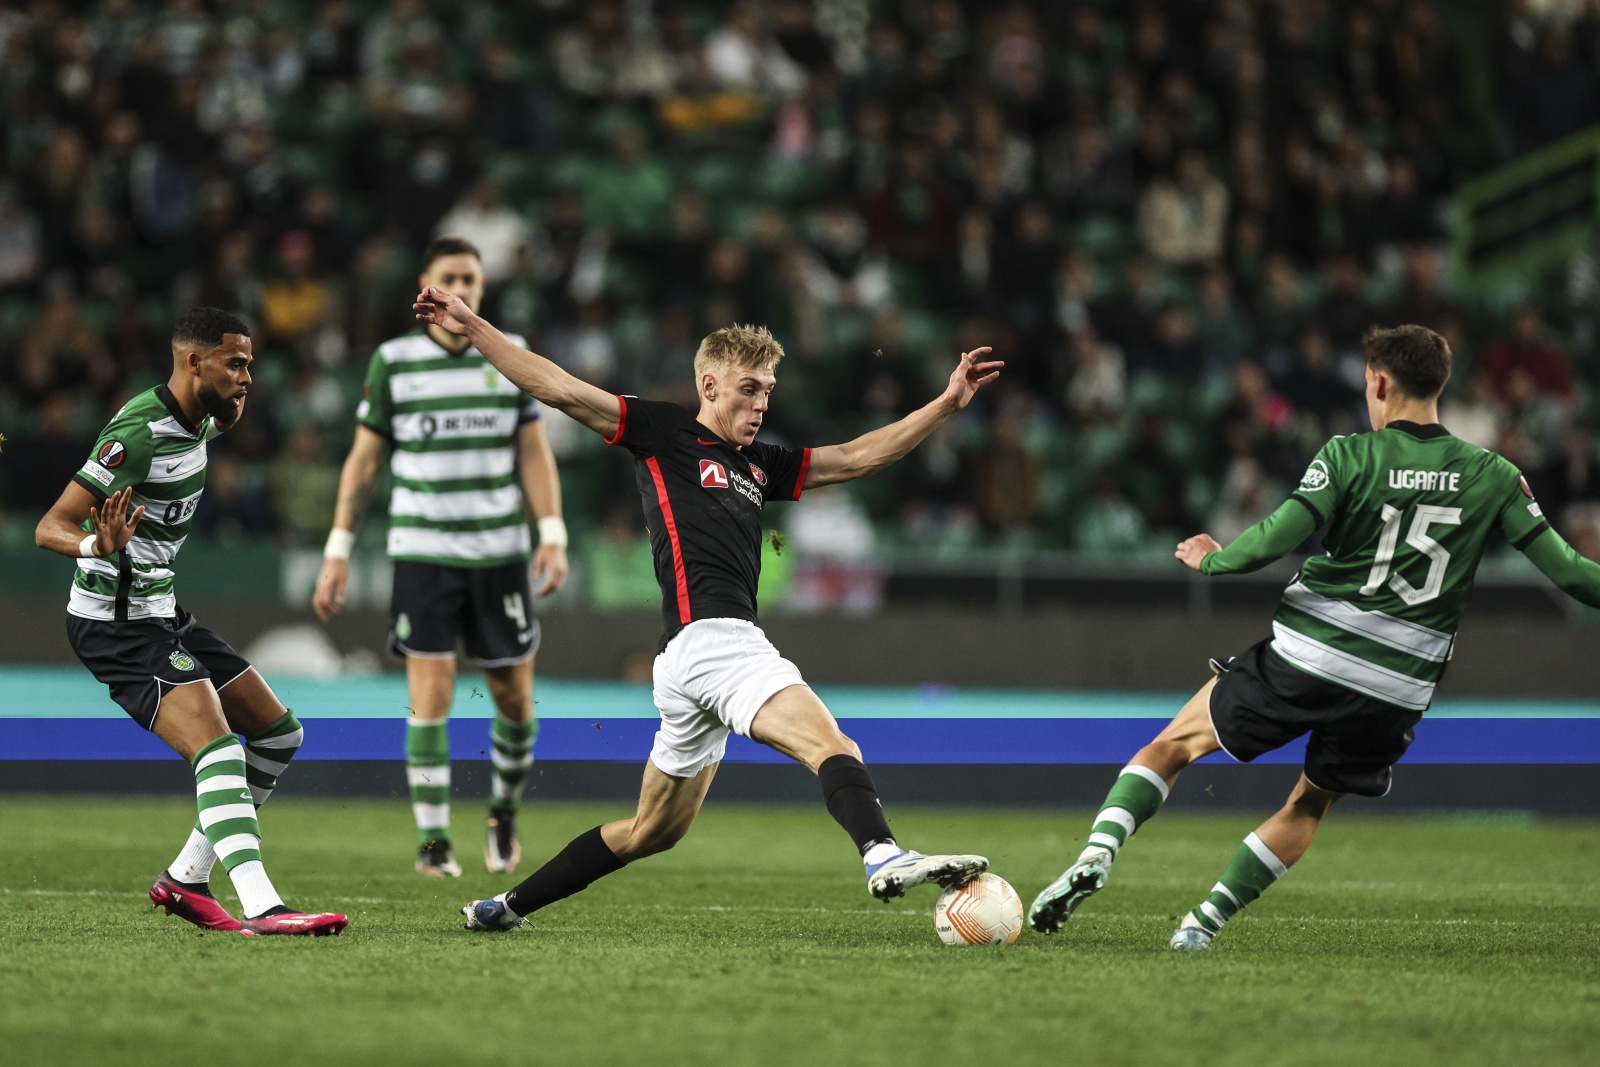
[78,534,100,559]
[537,516,568,549]
[324,528,356,560]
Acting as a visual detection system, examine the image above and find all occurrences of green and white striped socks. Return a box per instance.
[192,735,282,917]
[407,718,451,844]
[169,712,303,887]
[1080,764,1169,863]
[489,713,536,812]
[243,710,304,805]
[1180,832,1287,936]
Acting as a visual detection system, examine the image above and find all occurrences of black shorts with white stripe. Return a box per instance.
[66,607,252,730]
[1207,638,1423,798]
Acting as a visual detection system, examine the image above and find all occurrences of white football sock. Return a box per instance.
[229,860,284,918]
[169,827,219,886]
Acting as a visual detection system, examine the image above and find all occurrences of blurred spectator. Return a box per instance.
[1482,305,1574,405]
[1062,326,1126,426]
[705,2,806,97]
[1503,30,1600,155]
[785,485,884,613]
[259,231,329,351]
[435,180,528,281]
[585,125,675,241]
[1194,264,1251,372]
[972,412,1042,533]
[1209,457,1276,546]
[1138,149,1228,266]
[552,0,675,102]
[1076,475,1147,553]
[1442,371,1506,451]
[1123,410,1194,535]
[583,502,662,612]
[1316,255,1376,354]
[798,203,891,312]
[2,393,90,508]
[0,185,41,291]
[267,423,339,542]
[1279,326,1364,438]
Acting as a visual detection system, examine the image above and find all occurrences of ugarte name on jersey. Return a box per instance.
[68,385,218,622]
[1271,424,1548,712]
[355,330,542,568]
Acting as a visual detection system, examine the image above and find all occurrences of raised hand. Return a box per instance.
[89,487,145,557]
[1175,533,1222,571]
[942,347,1003,411]
[413,286,476,336]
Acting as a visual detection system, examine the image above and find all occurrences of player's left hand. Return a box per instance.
[942,347,1003,411]
[1176,533,1222,571]
[531,544,569,597]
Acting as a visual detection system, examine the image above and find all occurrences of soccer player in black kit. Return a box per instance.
[412,286,1003,931]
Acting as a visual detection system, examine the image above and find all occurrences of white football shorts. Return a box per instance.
[649,618,808,778]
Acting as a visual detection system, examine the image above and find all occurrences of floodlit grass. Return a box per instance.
[1,796,1596,1066]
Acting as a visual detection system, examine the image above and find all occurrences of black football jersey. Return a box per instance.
[607,396,811,650]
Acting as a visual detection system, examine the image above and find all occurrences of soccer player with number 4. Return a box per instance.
[36,308,346,936]
[314,237,568,878]
[1029,324,1600,950]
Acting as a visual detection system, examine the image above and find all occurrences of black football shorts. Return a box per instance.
[388,559,541,667]
[1207,638,1424,798]
[66,608,252,731]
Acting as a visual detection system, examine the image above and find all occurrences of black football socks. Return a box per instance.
[818,754,896,855]
[504,826,626,917]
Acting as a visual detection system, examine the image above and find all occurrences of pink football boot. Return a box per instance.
[149,871,243,932]
[238,908,349,937]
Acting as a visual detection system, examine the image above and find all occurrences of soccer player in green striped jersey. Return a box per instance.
[1028,324,1600,950]
[36,307,347,936]
[313,237,567,878]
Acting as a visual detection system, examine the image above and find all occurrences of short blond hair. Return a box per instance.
[694,324,785,379]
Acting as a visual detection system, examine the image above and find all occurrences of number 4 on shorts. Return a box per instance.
[502,593,528,630]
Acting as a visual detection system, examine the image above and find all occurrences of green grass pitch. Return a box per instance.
[1,796,1596,1067]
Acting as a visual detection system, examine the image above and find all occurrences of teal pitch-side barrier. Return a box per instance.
[1,668,1596,766]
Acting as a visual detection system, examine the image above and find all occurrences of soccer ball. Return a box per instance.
[934,873,1024,946]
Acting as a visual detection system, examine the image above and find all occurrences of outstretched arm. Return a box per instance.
[1520,528,1600,608]
[413,286,622,438]
[804,347,1001,488]
[1177,498,1320,574]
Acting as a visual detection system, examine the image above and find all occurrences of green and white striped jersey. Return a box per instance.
[356,330,540,568]
[69,385,218,621]
[1270,421,1549,711]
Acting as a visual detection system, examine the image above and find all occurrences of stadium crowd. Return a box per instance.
[2,0,1600,571]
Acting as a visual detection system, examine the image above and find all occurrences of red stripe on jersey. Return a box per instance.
[793,447,812,501]
[604,395,629,445]
[646,457,692,624]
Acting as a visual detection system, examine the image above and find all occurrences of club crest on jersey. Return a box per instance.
[169,651,196,672]
[98,440,127,469]
[749,463,767,485]
[700,460,729,489]
[1299,459,1331,492]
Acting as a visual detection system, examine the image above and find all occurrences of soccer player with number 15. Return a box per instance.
[1029,325,1600,950]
